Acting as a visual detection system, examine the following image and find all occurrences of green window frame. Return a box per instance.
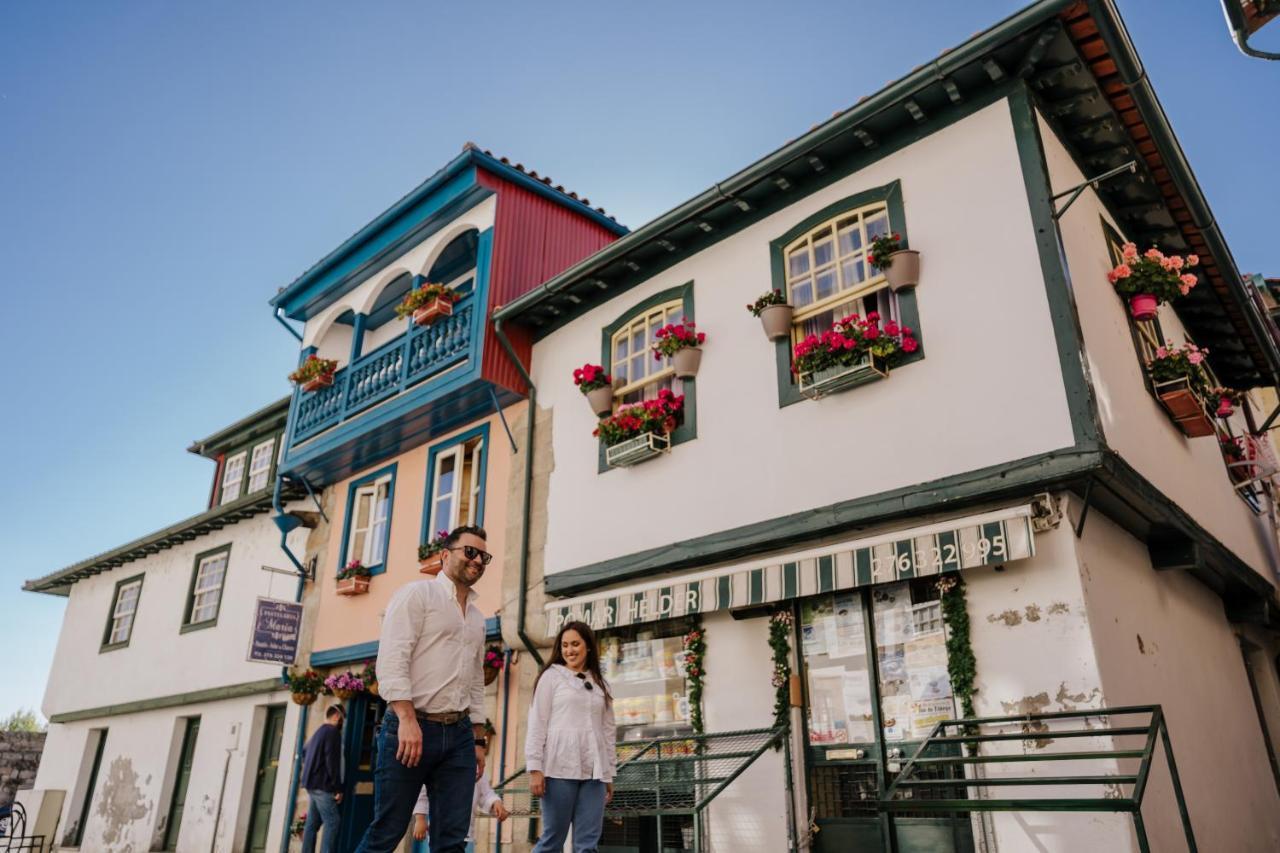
[101,574,144,652]
[598,282,699,473]
[182,544,231,633]
[162,716,201,850]
[769,180,925,407]
[339,463,398,576]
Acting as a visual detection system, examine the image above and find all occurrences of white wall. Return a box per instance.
[42,511,309,718]
[301,195,497,356]
[1040,111,1278,583]
[1075,503,1280,851]
[532,98,1076,577]
[32,692,298,853]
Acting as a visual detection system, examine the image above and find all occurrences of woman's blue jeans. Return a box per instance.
[533,777,606,853]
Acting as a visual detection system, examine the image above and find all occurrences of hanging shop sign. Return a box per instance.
[545,503,1037,637]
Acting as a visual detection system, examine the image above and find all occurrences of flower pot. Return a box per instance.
[585,385,614,418]
[798,353,889,399]
[302,374,335,393]
[1153,378,1214,438]
[1129,293,1158,321]
[412,297,454,327]
[419,552,446,575]
[759,304,794,341]
[336,576,370,596]
[1216,398,1235,419]
[672,346,702,380]
[291,692,318,706]
[484,665,501,686]
[883,250,920,292]
[366,681,379,697]
[330,688,355,701]
[605,431,671,468]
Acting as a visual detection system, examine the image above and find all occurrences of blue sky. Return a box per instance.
[2,1,1276,724]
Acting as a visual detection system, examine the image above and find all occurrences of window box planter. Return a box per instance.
[605,431,671,468]
[419,551,445,575]
[798,353,889,399]
[412,297,454,327]
[883,249,920,292]
[1154,378,1214,438]
[335,576,370,596]
[301,373,334,393]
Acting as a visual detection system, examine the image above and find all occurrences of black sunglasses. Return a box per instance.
[447,545,493,566]
[575,672,595,691]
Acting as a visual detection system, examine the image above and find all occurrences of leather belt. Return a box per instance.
[418,710,468,725]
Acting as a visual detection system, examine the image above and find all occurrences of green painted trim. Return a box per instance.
[1007,85,1104,450]
[100,573,145,652]
[187,398,290,460]
[767,179,925,407]
[597,281,698,474]
[48,677,285,724]
[182,543,232,630]
[546,447,1102,596]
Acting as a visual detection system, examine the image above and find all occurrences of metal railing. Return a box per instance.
[0,803,46,853]
[881,705,1196,853]
[492,727,796,853]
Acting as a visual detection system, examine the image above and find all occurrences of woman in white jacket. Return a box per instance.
[526,621,615,853]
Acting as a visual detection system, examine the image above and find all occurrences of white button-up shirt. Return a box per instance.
[525,664,617,782]
[376,571,486,718]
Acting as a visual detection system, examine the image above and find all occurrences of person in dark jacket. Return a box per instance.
[301,704,346,853]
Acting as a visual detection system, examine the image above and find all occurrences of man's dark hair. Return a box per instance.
[443,525,487,547]
[326,704,345,721]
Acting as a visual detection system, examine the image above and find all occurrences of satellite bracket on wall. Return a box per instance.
[1051,160,1137,220]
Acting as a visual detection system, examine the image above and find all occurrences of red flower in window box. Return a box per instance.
[574,363,615,417]
[395,282,461,327]
[288,355,339,392]
[335,560,372,596]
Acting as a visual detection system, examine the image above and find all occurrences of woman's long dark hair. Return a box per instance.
[535,621,612,704]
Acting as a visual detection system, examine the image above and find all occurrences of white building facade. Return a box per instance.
[20,399,312,853]
[493,2,1280,852]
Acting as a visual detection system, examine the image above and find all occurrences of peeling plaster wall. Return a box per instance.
[1075,502,1280,851]
[33,693,293,853]
[965,513,1136,852]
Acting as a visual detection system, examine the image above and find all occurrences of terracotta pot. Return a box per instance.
[759,304,794,341]
[484,665,501,686]
[291,692,318,706]
[672,346,702,380]
[585,385,614,418]
[336,576,370,596]
[412,297,454,327]
[419,552,446,575]
[883,249,920,291]
[1129,293,1158,321]
[302,374,334,393]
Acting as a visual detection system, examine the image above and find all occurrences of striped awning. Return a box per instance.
[545,503,1037,637]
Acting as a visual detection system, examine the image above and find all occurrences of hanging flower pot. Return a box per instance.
[747,290,793,341]
[671,347,702,379]
[1129,293,1158,321]
[285,668,325,704]
[653,321,706,380]
[291,692,318,706]
[867,233,919,292]
[882,250,921,292]
[395,282,461,327]
[1216,398,1235,419]
[324,671,366,701]
[574,364,615,417]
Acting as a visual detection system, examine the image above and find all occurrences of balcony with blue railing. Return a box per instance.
[291,301,474,445]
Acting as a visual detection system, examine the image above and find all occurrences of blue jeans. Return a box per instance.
[301,790,341,853]
[354,713,475,853]
[533,778,607,853]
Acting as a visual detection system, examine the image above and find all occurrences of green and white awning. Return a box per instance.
[545,503,1038,637]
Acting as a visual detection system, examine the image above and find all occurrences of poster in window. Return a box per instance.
[842,669,875,742]
[911,698,955,739]
[881,695,913,741]
[831,592,865,658]
[620,641,656,681]
[801,598,833,656]
[908,666,952,702]
[807,667,850,744]
[903,634,947,671]
[878,646,908,696]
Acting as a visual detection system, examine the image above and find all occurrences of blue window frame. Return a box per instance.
[338,463,397,576]
[421,424,490,547]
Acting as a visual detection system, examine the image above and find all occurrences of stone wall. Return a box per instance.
[1,731,46,808]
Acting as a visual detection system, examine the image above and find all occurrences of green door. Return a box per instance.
[72,729,108,847]
[338,693,386,852]
[246,706,288,852]
[800,581,974,853]
[164,718,201,850]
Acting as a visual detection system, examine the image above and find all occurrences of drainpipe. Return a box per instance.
[492,317,545,668]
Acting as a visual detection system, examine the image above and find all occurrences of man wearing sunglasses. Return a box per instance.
[355,525,495,853]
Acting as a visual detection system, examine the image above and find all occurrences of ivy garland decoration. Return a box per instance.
[682,627,707,734]
[768,609,794,741]
[936,573,978,726]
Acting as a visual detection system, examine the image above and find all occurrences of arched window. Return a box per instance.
[609,298,685,406]
[427,229,479,296]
